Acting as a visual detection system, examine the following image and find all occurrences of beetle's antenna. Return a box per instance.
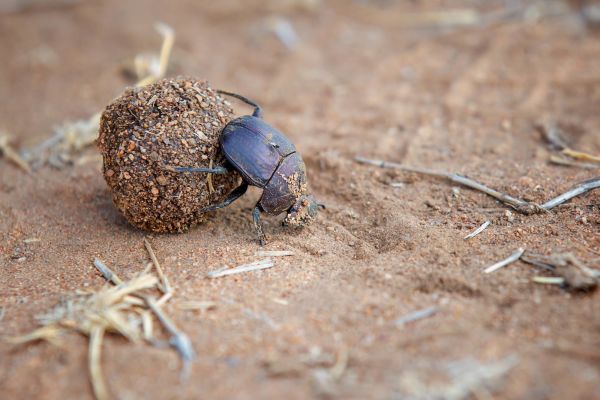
[217,90,263,118]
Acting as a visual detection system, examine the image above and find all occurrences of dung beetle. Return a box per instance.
[173,90,323,245]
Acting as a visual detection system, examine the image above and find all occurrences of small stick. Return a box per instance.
[464,220,491,240]
[0,306,4,322]
[256,250,295,257]
[207,258,274,278]
[541,177,600,211]
[89,325,109,400]
[483,248,525,274]
[356,156,600,214]
[355,157,535,213]
[93,258,123,285]
[394,306,439,326]
[144,238,171,294]
[145,297,195,380]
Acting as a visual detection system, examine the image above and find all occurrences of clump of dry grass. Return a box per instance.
[6,239,192,400]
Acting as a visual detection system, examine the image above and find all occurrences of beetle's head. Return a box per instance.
[283,194,324,227]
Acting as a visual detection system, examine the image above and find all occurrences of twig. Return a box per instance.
[355,156,600,214]
[89,325,109,400]
[540,177,600,210]
[256,250,295,257]
[483,248,525,274]
[355,157,536,214]
[207,258,274,278]
[464,220,491,240]
[145,297,195,380]
[144,238,171,294]
[394,306,439,326]
[0,306,4,322]
[93,258,123,285]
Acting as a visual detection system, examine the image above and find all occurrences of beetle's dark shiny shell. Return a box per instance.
[220,115,295,187]
[260,152,307,215]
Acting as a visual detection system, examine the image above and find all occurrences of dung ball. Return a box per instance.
[97,77,241,233]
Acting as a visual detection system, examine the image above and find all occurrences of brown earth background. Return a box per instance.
[1,1,599,399]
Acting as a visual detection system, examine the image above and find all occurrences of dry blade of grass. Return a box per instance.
[0,132,31,173]
[549,154,600,170]
[135,22,174,87]
[394,306,439,327]
[483,248,525,274]
[144,238,171,294]
[562,148,600,163]
[464,220,490,240]
[178,301,217,312]
[89,325,109,400]
[256,250,295,257]
[207,258,275,278]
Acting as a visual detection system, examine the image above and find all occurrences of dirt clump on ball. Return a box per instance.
[97,77,240,233]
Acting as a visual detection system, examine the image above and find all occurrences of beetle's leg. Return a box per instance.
[199,182,248,213]
[171,165,229,174]
[217,90,263,119]
[252,205,267,246]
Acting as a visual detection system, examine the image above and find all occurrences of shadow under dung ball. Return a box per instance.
[97,77,241,233]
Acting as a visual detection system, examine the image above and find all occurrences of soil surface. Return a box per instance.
[1,1,599,399]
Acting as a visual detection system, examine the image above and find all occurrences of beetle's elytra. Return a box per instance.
[173,90,323,245]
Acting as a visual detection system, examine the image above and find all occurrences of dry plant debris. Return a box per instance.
[256,250,295,257]
[6,242,193,400]
[207,258,275,278]
[522,252,599,291]
[355,157,600,215]
[540,120,600,168]
[0,132,31,172]
[394,306,439,327]
[463,220,490,240]
[483,248,525,274]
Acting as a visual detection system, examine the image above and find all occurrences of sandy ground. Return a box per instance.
[1,1,599,399]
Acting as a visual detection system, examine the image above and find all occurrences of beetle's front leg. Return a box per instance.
[252,205,267,246]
